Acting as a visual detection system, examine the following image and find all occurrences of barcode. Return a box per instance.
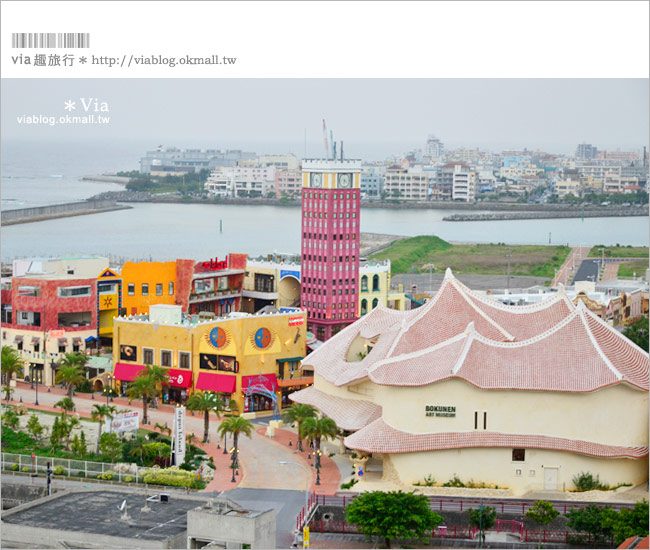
[11,33,90,49]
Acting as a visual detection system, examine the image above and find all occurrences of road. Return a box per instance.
[552,246,592,286]
[573,259,600,283]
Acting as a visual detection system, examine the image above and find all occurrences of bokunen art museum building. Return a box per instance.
[291,270,648,495]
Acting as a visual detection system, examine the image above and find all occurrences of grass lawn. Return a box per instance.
[588,245,649,258]
[618,260,649,278]
[370,235,571,279]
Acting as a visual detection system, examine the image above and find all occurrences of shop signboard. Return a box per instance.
[108,411,140,433]
[288,315,304,326]
[173,406,186,466]
[49,329,65,338]
[195,256,229,273]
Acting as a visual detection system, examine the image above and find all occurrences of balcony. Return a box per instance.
[242,289,279,300]
[189,289,241,304]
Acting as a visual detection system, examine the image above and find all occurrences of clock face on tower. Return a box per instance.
[310,173,323,188]
[338,173,352,188]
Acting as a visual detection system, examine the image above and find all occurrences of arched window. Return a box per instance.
[372,298,379,310]
[372,274,380,292]
[361,275,368,292]
[361,299,368,316]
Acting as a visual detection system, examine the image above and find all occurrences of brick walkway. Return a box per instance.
[552,246,592,286]
[254,426,341,495]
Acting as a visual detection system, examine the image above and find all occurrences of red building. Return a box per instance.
[301,159,362,341]
[189,253,246,316]
[1,275,98,385]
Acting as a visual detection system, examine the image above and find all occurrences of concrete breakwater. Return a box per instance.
[2,200,132,226]
[444,207,649,222]
[81,174,130,184]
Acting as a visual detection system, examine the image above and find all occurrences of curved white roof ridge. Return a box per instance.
[385,273,453,357]
[368,330,468,375]
[581,303,650,357]
[448,276,516,341]
[470,308,581,348]
[575,305,624,381]
[451,323,476,375]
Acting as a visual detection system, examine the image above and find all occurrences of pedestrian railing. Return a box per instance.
[1,452,141,483]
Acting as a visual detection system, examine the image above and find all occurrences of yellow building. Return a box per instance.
[359,261,406,315]
[112,304,309,414]
[97,267,122,342]
[291,270,648,495]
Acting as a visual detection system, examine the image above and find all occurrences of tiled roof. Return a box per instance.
[289,386,382,431]
[302,269,648,393]
[344,418,649,458]
[369,308,648,392]
[301,306,404,387]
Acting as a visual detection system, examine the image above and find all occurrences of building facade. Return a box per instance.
[291,270,648,495]
[112,305,308,412]
[241,257,406,316]
[275,169,303,198]
[384,162,431,201]
[435,163,476,202]
[1,274,99,386]
[140,147,256,175]
[301,159,362,341]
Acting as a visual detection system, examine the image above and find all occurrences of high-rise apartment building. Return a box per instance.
[576,143,598,160]
[301,159,362,341]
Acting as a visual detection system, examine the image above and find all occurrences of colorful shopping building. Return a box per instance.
[120,254,245,317]
[1,273,100,386]
[290,269,648,495]
[112,304,309,413]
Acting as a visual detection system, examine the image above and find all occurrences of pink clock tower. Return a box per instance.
[301,159,362,341]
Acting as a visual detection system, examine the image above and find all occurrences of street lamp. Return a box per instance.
[230,447,238,483]
[279,460,310,513]
[34,372,40,406]
[108,373,114,402]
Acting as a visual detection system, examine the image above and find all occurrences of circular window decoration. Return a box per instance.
[254,327,272,349]
[209,327,228,349]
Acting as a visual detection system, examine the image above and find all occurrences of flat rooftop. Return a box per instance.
[2,490,206,542]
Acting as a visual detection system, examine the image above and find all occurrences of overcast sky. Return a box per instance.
[2,79,648,158]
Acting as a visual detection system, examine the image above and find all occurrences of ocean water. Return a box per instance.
[1,139,648,262]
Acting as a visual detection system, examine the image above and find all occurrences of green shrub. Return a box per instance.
[97,470,115,480]
[21,466,30,472]
[76,471,86,478]
[53,465,67,476]
[443,474,465,487]
[142,468,194,488]
[125,475,134,483]
[573,471,608,491]
[11,463,19,471]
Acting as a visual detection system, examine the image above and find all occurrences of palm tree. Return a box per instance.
[91,403,116,453]
[282,403,317,451]
[3,385,14,403]
[217,416,254,464]
[186,391,225,443]
[154,422,171,437]
[300,416,338,468]
[128,436,148,464]
[1,346,24,385]
[55,354,87,399]
[54,397,76,416]
[126,374,157,425]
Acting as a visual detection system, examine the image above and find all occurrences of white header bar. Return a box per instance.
[1,1,648,78]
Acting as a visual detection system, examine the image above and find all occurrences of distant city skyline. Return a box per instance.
[2,79,648,160]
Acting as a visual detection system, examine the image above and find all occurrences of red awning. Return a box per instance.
[196,372,236,394]
[113,363,146,382]
[166,368,192,388]
[241,373,278,392]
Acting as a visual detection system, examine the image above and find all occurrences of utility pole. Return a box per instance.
[506,248,512,292]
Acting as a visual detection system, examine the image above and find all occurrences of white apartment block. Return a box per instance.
[204,165,277,198]
[435,163,476,202]
[384,163,431,201]
[256,154,300,171]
